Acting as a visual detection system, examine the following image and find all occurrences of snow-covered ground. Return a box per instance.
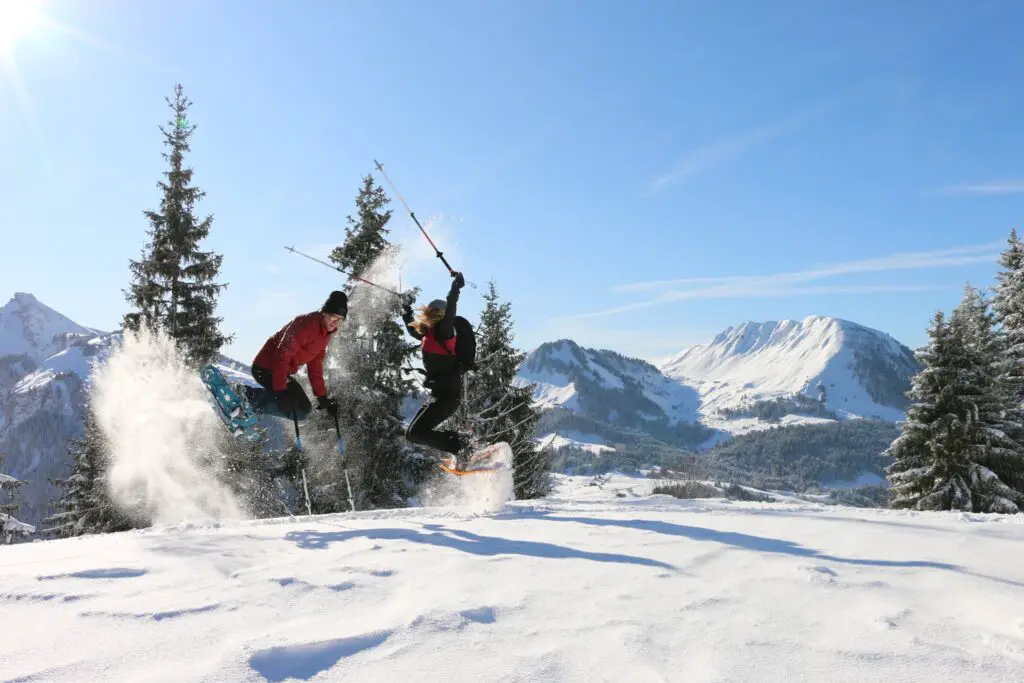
[2,474,1023,682]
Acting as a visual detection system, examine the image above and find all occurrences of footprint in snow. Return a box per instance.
[269,577,356,593]
[407,606,499,632]
[460,606,497,624]
[0,591,95,604]
[79,603,224,622]
[248,630,393,682]
[873,607,911,630]
[37,567,148,581]
[798,565,838,585]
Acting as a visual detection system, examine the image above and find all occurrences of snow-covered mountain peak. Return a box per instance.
[0,292,100,362]
[659,315,920,423]
[516,339,705,446]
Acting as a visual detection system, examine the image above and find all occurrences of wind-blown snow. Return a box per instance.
[660,315,917,425]
[2,475,1022,682]
[90,328,246,525]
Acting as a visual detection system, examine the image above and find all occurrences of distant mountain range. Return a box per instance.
[517,315,920,454]
[0,292,922,526]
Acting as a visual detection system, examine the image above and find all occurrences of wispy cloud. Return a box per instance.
[555,242,999,322]
[650,103,834,190]
[615,242,1001,293]
[934,181,1024,196]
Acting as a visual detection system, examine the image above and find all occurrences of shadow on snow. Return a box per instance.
[511,512,1024,588]
[284,523,678,572]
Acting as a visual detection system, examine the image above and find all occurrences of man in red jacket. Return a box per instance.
[247,291,346,421]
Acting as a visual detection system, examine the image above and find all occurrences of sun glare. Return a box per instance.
[0,0,43,55]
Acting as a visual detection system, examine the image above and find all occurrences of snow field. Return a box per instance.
[1,476,1023,682]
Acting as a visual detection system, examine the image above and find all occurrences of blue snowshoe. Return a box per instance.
[200,364,261,439]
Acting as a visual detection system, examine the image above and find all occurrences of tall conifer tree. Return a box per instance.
[885,294,1024,512]
[457,281,550,498]
[307,173,424,510]
[123,83,230,365]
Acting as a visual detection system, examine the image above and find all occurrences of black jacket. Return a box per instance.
[403,284,461,382]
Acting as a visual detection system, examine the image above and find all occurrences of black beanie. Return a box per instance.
[321,290,348,317]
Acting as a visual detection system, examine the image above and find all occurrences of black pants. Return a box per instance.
[250,365,313,421]
[406,374,464,455]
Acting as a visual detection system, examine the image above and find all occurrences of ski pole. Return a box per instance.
[333,412,345,455]
[284,246,404,297]
[372,158,475,288]
[292,410,303,451]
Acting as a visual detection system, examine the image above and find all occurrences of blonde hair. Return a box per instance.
[410,305,444,336]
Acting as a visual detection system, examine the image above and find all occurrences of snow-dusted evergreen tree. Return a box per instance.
[885,299,1024,513]
[123,83,231,366]
[456,281,550,498]
[310,173,425,510]
[0,454,34,544]
[44,402,137,537]
[991,228,1024,432]
[953,284,1024,496]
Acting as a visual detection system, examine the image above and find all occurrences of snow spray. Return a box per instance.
[419,445,515,513]
[90,328,245,525]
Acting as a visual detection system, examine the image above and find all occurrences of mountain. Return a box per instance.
[517,316,920,455]
[0,475,1021,682]
[515,339,712,450]
[0,292,102,361]
[660,315,920,428]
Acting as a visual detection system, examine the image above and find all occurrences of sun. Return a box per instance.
[0,0,43,56]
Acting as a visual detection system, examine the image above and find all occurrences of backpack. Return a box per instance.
[452,315,477,373]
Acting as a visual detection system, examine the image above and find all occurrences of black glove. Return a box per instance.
[451,271,465,290]
[275,391,297,414]
[400,293,415,319]
[317,395,339,417]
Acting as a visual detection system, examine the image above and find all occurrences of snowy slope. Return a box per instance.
[0,292,101,362]
[660,315,920,426]
[1,476,1022,682]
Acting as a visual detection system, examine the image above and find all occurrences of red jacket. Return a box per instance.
[252,312,334,397]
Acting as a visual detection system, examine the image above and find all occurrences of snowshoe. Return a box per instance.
[200,364,261,440]
[438,442,512,476]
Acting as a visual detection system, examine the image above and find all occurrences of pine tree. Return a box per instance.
[457,281,550,498]
[123,83,231,366]
[991,228,1024,440]
[955,284,1024,496]
[885,303,1024,513]
[310,172,424,510]
[329,174,393,274]
[0,454,33,544]
[44,402,137,537]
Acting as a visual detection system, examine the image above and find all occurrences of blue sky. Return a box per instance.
[2,0,1023,364]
